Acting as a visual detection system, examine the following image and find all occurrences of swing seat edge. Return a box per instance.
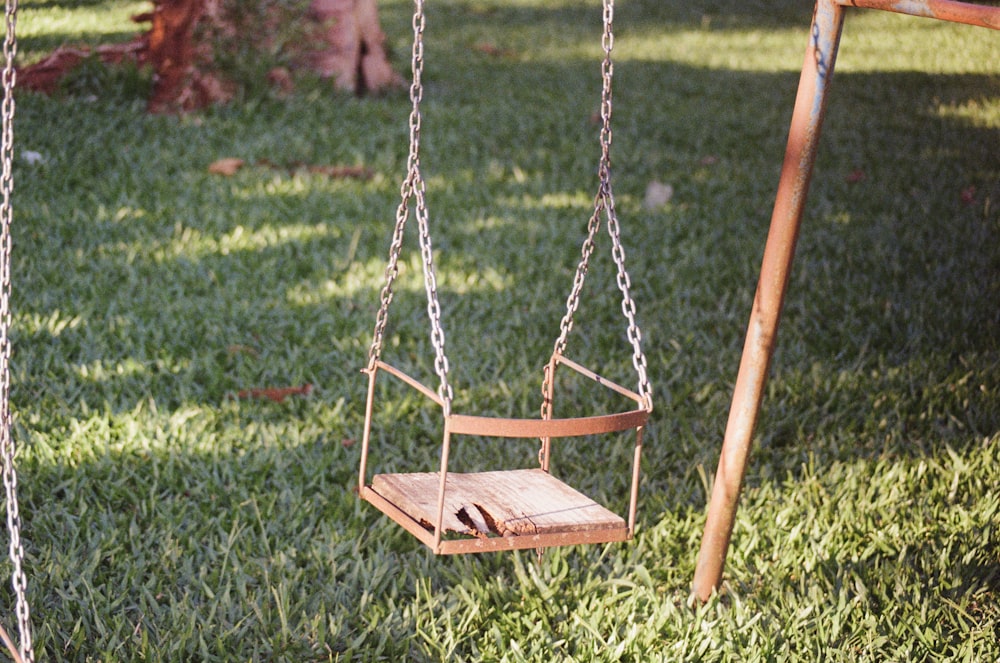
[363,468,631,554]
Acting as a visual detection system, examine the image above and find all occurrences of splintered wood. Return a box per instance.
[370,469,625,539]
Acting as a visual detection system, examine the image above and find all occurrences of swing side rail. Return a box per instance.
[359,355,650,554]
[692,0,999,600]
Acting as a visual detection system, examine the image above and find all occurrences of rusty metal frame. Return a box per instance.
[359,355,650,554]
[692,0,999,601]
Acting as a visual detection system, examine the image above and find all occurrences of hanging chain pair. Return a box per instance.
[367,0,651,426]
[366,0,453,415]
[1,0,35,661]
[541,0,653,432]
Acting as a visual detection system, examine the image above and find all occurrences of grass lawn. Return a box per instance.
[2,0,998,660]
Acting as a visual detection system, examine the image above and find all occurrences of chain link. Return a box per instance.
[1,0,35,660]
[604,191,653,410]
[365,0,453,413]
[542,0,653,429]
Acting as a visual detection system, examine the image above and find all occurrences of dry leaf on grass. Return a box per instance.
[208,158,245,176]
[234,384,313,403]
[473,42,516,58]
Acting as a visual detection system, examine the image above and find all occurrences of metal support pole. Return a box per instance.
[692,0,846,601]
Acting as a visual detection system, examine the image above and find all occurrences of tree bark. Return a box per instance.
[308,0,403,93]
[146,0,232,112]
[17,0,402,112]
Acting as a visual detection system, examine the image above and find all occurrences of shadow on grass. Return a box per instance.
[14,54,998,485]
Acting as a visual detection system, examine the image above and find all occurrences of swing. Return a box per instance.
[358,0,653,555]
[1,0,35,660]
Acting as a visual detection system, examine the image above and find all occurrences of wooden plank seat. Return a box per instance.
[362,469,629,554]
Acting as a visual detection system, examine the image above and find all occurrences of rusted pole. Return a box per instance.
[692,0,846,602]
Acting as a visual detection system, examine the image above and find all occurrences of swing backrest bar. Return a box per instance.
[447,410,648,439]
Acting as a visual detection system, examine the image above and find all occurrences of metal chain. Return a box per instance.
[366,3,423,369]
[542,0,652,427]
[368,0,649,423]
[604,190,653,410]
[1,0,34,660]
[365,0,453,413]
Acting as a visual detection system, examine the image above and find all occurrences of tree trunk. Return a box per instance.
[146,0,229,112]
[18,0,402,113]
[309,0,403,93]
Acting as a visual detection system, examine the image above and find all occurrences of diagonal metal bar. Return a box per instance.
[692,0,846,602]
[693,0,997,602]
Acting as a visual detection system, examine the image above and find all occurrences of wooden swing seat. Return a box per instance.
[362,469,628,554]
[359,356,649,554]
[358,0,652,556]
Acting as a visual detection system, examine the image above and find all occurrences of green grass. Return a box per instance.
[2,0,998,660]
